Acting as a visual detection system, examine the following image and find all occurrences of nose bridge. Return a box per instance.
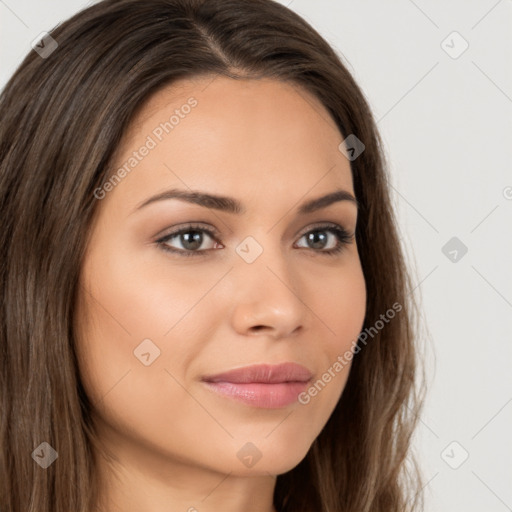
[229,233,307,336]
[236,232,296,291]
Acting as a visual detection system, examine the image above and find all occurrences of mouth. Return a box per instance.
[201,362,313,409]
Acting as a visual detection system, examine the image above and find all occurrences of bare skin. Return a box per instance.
[75,75,367,512]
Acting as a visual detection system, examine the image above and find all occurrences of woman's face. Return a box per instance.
[75,76,366,480]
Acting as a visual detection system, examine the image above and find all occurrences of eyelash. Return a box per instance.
[155,222,354,258]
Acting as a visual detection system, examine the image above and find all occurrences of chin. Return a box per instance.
[214,435,314,477]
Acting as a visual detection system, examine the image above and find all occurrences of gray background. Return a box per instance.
[1,1,511,510]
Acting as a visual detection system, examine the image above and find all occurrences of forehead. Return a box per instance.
[104,75,354,211]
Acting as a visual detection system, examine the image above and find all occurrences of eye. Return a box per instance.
[155,222,354,257]
[156,223,223,256]
[294,223,354,256]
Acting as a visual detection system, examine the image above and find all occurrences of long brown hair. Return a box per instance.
[0,1,425,510]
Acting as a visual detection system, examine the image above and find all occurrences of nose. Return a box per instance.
[229,248,309,339]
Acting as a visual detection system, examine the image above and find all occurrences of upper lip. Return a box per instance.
[202,362,313,384]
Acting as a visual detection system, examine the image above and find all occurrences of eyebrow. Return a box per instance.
[133,188,358,215]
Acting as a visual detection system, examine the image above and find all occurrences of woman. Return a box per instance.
[0,1,425,511]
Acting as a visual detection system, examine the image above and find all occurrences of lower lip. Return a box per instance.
[202,381,309,408]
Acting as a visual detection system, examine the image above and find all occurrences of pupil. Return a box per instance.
[307,231,327,249]
[181,231,202,250]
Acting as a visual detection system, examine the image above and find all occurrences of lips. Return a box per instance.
[202,362,313,384]
[201,363,313,409]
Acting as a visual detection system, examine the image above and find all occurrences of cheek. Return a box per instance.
[315,255,367,352]
[78,230,221,341]
[73,252,213,460]
[73,238,228,406]
[303,256,366,404]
